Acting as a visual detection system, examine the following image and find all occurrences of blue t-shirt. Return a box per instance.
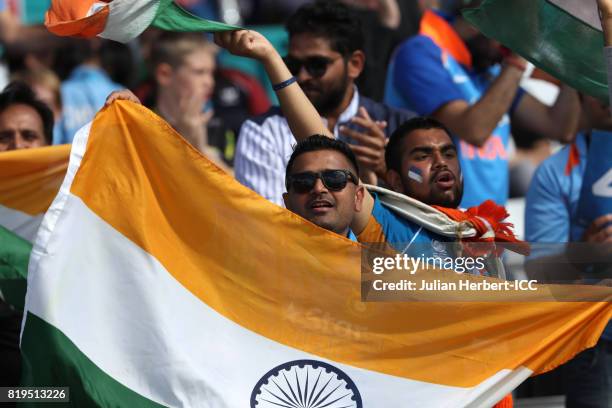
[525,134,588,257]
[358,196,450,259]
[572,131,612,241]
[526,134,611,339]
[55,65,122,144]
[385,34,523,208]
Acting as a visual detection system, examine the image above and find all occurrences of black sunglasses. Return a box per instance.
[283,56,338,78]
[286,169,358,193]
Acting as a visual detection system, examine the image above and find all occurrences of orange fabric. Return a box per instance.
[45,0,110,38]
[433,200,530,256]
[357,214,387,243]
[565,142,581,176]
[494,394,513,408]
[419,9,473,69]
[0,145,70,215]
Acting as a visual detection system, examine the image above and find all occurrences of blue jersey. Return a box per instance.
[357,196,450,259]
[526,134,588,258]
[526,134,611,339]
[385,27,523,207]
[573,131,612,241]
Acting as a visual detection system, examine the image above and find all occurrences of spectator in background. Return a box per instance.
[0,81,53,151]
[148,32,265,170]
[341,0,422,101]
[0,80,54,386]
[54,39,122,144]
[525,94,612,408]
[384,0,580,208]
[235,0,414,206]
[149,33,217,157]
[12,68,63,144]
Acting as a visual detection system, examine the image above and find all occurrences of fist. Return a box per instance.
[214,30,274,62]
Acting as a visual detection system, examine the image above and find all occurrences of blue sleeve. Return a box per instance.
[392,36,467,116]
[525,159,570,259]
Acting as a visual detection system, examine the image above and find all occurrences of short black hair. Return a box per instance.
[286,135,360,183]
[286,1,364,57]
[0,81,54,145]
[385,117,453,173]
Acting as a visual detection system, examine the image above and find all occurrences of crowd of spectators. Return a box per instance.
[1,0,611,406]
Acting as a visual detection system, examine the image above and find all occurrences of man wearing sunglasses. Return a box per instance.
[235,1,414,206]
[283,135,365,237]
[216,29,449,255]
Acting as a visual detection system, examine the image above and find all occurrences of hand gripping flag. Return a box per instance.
[463,0,608,102]
[20,100,612,407]
[45,0,237,43]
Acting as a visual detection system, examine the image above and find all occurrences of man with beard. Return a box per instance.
[384,0,580,208]
[217,28,461,260]
[385,117,463,209]
[235,0,414,206]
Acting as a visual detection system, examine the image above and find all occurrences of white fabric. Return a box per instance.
[365,184,478,238]
[98,0,161,43]
[0,205,43,242]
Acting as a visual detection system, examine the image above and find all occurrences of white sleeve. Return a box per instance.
[234,119,286,206]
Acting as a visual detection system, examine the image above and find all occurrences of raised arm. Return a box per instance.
[214,30,330,140]
[214,29,374,234]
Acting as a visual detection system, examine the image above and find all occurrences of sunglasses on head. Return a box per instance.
[283,56,338,79]
[286,169,358,193]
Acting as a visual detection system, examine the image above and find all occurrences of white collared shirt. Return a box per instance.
[234,87,361,206]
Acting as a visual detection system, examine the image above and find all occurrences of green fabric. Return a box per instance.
[0,226,31,310]
[21,312,165,407]
[152,0,239,32]
[463,0,608,102]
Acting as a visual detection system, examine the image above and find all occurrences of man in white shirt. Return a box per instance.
[234,1,414,205]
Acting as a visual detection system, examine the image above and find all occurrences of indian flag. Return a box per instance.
[21,100,612,406]
[463,0,608,101]
[45,0,237,43]
[0,145,69,242]
[0,145,68,309]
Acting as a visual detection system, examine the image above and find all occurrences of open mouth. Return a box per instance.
[309,200,334,213]
[434,171,455,190]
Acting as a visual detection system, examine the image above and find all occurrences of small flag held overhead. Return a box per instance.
[463,0,608,101]
[45,0,238,43]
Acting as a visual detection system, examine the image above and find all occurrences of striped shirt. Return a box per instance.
[235,87,415,205]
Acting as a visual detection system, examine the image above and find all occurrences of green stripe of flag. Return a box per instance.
[0,225,31,310]
[152,0,240,33]
[463,0,608,102]
[21,312,165,407]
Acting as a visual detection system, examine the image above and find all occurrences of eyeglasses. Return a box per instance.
[283,56,339,78]
[286,169,358,193]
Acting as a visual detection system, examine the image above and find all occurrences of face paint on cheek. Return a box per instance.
[407,166,424,183]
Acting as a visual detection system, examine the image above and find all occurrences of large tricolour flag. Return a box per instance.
[45,0,236,43]
[463,0,608,101]
[0,145,68,309]
[20,101,612,407]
